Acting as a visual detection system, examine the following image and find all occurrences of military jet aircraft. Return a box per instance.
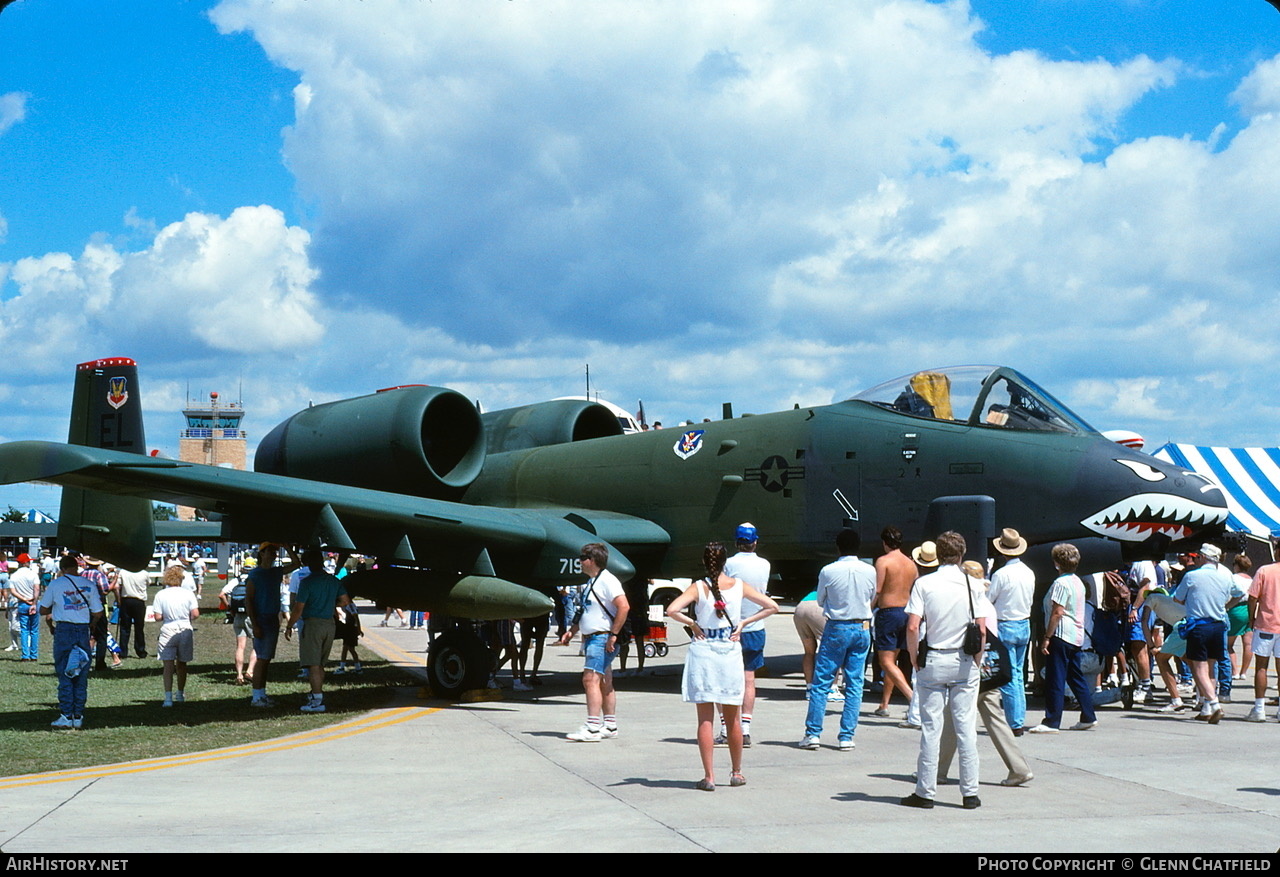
[0,358,1229,693]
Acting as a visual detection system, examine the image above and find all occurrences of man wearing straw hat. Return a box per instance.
[986,528,1035,736]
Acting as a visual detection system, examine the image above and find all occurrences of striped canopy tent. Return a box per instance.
[1152,444,1280,537]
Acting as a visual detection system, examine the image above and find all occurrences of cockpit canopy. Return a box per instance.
[849,366,1099,435]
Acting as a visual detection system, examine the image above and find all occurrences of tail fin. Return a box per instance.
[57,358,155,569]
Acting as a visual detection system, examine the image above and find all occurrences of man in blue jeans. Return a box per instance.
[986,528,1035,734]
[39,555,103,729]
[800,529,876,751]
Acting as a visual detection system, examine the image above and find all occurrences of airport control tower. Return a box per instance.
[177,391,246,521]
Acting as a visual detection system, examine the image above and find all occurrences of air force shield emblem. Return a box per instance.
[673,429,705,461]
[107,376,129,410]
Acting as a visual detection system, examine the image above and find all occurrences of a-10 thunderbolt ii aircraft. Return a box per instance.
[0,359,1229,693]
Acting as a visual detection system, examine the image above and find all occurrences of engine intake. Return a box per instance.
[255,386,485,498]
[482,399,624,454]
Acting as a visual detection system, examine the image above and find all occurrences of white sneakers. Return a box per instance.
[799,735,821,749]
[566,723,617,741]
[1246,705,1267,723]
[1069,721,1097,731]
[50,714,74,730]
[838,739,856,751]
[1027,724,1059,734]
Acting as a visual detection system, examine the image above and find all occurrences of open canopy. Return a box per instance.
[850,365,1099,435]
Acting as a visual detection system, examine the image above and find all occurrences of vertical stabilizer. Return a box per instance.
[57,358,155,569]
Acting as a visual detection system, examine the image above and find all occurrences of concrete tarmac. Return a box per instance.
[3,607,1279,853]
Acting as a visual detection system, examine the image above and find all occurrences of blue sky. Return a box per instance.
[2,0,1280,516]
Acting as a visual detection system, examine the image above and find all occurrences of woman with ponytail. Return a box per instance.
[667,541,778,791]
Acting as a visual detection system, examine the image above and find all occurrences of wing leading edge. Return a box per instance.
[0,439,669,588]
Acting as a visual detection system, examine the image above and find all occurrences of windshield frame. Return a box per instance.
[848,365,1100,436]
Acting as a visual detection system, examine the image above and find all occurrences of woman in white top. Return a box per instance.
[667,542,778,791]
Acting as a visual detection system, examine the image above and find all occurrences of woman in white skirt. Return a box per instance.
[667,542,778,791]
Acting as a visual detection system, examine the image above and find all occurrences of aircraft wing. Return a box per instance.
[0,440,668,585]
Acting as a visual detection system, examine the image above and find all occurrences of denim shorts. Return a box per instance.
[741,629,766,671]
[583,632,617,675]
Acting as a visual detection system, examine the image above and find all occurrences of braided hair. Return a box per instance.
[703,541,729,621]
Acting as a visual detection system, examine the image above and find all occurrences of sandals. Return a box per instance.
[696,778,715,792]
[729,772,747,787]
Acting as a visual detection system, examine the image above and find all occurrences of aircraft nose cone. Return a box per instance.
[1079,454,1230,543]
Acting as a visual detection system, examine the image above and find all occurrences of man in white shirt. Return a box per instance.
[722,522,770,746]
[901,531,990,810]
[557,543,629,742]
[8,554,42,661]
[800,529,876,751]
[114,566,152,659]
[986,528,1035,734]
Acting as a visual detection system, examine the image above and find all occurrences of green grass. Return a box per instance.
[0,607,410,777]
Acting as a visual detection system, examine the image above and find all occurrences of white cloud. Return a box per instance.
[0,206,322,376]
[1232,53,1280,115]
[10,0,1280,456]
[0,92,25,136]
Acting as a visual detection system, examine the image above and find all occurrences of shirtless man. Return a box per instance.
[873,525,918,717]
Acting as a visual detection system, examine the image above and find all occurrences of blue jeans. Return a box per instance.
[1217,627,1232,698]
[805,619,870,741]
[18,608,40,660]
[1043,637,1095,728]
[53,622,91,718]
[997,619,1030,730]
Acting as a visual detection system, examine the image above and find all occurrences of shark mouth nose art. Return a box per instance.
[1081,493,1229,542]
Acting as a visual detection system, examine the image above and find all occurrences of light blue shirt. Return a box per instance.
[816,555,876,620]
[1174,563,1244,623]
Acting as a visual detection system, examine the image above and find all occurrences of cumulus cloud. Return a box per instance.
[0,206,322,374]
[10,0,1280,459]
[208,0,1178,344]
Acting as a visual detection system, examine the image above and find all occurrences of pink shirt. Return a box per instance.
[1249,563,1280,634]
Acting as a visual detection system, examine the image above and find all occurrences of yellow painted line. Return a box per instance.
[0,705,442,790]
[361,627,428,668]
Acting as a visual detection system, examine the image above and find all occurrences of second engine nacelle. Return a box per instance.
[482,399,624,455]
[255,385,485,499]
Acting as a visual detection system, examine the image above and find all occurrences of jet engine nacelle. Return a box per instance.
[482,398,623,455]
[254,385,486,499]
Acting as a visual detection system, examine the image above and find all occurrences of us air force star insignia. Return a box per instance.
[107,376,129,410]
[673,429,705,460]
[744,455,806,492]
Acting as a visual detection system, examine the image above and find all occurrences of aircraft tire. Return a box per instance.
[656,644,668,657]
[428,630,493,698]
[643,643,656,659]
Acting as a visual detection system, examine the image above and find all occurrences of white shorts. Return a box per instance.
[1252,630,1280,659]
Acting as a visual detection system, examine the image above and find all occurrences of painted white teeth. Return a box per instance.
[1081,492,1228,542]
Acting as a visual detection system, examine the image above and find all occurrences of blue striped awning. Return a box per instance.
[1152,444,1280,537]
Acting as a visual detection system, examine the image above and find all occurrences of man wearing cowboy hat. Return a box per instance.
[986,528,1035,735]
